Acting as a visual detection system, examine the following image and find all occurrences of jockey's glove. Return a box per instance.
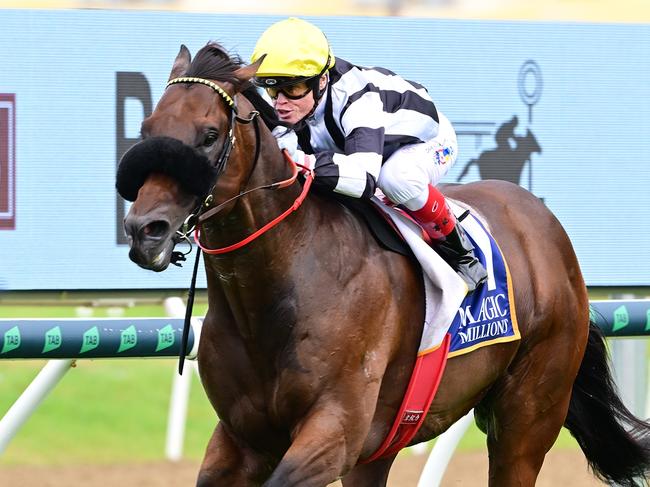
[273,126,299,158]
[272,126,316,175]
[293,151,316,174]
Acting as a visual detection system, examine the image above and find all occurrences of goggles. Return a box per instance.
[255,53,331,101]
[257,76,319,100]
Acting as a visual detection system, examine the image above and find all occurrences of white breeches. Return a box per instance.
[377,112,458,210]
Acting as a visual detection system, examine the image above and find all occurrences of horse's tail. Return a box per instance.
[565,322,650,486]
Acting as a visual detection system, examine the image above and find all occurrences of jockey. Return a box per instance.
[251,17,487,292]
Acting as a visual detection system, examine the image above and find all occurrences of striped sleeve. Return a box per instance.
[309,59,439,199]
[312,90,385,198]
[313,149,382,199]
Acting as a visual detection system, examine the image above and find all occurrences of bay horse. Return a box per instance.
[117,43,650,486]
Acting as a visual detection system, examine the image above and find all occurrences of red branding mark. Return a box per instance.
[401,410,423,425]
[0,94,15,230]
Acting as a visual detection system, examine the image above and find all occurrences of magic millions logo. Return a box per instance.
[455,60,543,196]
[457,293,510,344]
[0,94,15,230]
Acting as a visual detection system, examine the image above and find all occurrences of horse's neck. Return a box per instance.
[236,116,318,239]
[201,120,323,340]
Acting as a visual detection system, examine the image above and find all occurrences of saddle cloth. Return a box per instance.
[362,197,520,462]
[373,197,521,357]
[446,201,521,357]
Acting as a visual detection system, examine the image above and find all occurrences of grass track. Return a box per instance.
[0,359,214,465]
[0,296,611,466]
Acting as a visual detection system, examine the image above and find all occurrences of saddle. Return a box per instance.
[320,189,413,258]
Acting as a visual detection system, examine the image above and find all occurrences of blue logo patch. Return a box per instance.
[448,220,519,356]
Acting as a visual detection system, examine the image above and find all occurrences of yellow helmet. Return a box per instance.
[251,17,335,84]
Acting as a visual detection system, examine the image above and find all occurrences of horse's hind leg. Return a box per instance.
[476,337,583,486]
[340,454,398,487]
[197,423,270,487]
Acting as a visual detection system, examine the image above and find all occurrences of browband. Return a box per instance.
[167,76,236,110]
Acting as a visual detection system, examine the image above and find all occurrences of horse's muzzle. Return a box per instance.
[124,213,175,272]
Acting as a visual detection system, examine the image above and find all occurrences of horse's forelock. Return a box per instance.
[185,42,244,85]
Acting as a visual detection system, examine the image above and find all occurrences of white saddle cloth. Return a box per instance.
[373,197,476,354]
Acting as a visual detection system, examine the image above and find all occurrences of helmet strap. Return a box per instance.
[290,76,327,131]
[312,53,331,100]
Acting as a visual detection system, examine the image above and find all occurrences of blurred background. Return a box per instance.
[0,0,649,21]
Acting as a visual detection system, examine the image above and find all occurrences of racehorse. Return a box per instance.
[117,43,650,486]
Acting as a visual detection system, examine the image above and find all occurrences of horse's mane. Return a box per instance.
[186,42,286,130]
[186,42,243,85]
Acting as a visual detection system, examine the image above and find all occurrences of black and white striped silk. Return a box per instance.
[304,57,440,199]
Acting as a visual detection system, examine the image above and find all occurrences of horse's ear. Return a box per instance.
[168,45,191,81]
[231,55,266,91]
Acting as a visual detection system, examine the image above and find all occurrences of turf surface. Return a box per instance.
[0,299,597,465]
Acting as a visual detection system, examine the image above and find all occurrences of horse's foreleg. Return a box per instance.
[197,423,270,487]
[261,404,362,487]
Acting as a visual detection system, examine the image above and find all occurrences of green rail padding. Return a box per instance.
[590,300,650,337]
[0,318,195,359]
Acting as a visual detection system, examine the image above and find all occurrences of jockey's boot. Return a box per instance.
[434,223,488,292]
[408,185,488,292]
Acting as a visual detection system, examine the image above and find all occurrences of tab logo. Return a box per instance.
[0,94,15,230]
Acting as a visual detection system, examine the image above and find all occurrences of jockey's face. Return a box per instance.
[272,75,327,125]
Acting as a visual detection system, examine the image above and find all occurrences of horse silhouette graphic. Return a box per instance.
[457,116,542,187]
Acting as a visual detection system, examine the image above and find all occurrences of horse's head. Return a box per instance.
[116,44,263,271]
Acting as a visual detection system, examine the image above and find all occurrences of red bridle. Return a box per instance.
[194,150,314,255]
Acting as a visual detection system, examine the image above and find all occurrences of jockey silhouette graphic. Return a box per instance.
[457,116,542,188]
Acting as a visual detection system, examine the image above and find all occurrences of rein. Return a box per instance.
[195,151,314,255]
[169,76,314,373]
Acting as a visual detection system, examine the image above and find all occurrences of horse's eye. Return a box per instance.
[204,131,219,147]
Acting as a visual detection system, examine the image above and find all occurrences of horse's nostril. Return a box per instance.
[142,220,170,239]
